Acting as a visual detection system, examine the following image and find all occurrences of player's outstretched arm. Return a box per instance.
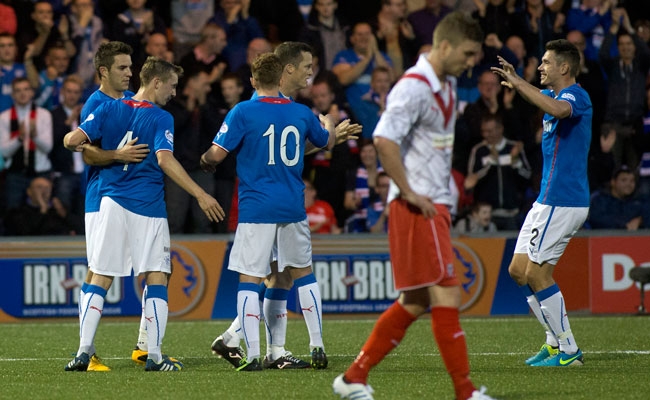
[304,119,362,155]
[81,138,150,166]
[158,151,225,222]
[491,56,571,119]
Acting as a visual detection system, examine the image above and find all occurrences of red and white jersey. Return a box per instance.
[373,54,456,206]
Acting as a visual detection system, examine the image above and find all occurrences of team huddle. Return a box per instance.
[62,11,592,400]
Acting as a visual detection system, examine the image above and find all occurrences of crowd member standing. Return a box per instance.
[64,56,224,372]
[492,39,591,367]
[333,11,496,400]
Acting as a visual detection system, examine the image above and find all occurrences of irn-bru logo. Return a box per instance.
[135,243,205,317]
[451,241,485,312]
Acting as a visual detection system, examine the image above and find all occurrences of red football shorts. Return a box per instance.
[388,199,459,291]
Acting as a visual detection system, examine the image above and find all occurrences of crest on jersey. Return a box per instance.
[165,130,173,145]
[560,93,575,101]
[219,122,228,134]
[84,114,95,123]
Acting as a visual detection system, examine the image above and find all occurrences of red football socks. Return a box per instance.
[431,306,476,400]
[344,301,417,384]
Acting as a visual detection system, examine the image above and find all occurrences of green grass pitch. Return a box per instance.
[1,315,649,399]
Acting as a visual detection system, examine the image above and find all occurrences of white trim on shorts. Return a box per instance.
[514,201,588,265]
[228,220,312,278]
[88,197,170,277]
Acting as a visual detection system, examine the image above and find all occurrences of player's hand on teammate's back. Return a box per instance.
[197,193,225,222]
[115,138,150,163]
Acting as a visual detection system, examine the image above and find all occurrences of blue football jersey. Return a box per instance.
[81,90,134,213]
[214,96,329,223]
[537,84,592,207]
[80,98,174,218]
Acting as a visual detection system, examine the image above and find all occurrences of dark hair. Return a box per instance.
[433,11,484,48]
[612,165,635,180]
[94,41,132,78]
[221,72,243,87]
[251,53,283,89]
[545,39,580,77]
[139,56,183,86]
[274,41,313,68]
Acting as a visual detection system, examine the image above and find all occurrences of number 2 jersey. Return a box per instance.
[213,96,329,224]
[538,84,592,207]
[79,98,174,218]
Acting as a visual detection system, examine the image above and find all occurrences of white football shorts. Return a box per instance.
[228,220,312,278]
[514,201,588,265]
[88,197,171,277]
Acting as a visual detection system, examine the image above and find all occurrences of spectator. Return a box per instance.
[235,37,272,100]
[130,32,174,91]
[510,0,566,61]
[69,0,104,89]
[299,0,349,74]
[456,32,519,113]
[16,1,75,70]
[164,69,218,234]
[209,0,264,71]
[588,122,616,192]
[107,0,167,66]
[4,176,82,235]
[465,114,531,231]
[170,0,215,62]
[0,1,16,35]
[332,22,393,117]
[567,29,606,151]
[455,69,525,174]
[179,22,229,95]
[366,170,390,233]
[49,74,84,215]
[505,34,538,83]
[351,65,391,139]
[635,19,650,49]
[210,73,244,233]
[589,165,644,230]
[0,33,27,113]
[565,0,613,62]
[406,0,452,48]
[344,140,383,233]
[26,44,71,110]
[0,77,53,210]
[453,201,498,234]
[248,0,305,44]
[373,0,418,77]
[472,0,516,43]
[304,76,356,229]
[304,177,340,234]
[599,7,650,170]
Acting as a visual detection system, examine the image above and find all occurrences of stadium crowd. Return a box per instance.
[1,0,650,236]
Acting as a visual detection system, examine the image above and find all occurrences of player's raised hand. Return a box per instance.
[334,119,362,144]
[197,192,225,222]
[115,137,150,163]
[491,56,517,89]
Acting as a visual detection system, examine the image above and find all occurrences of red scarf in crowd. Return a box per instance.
[8,103,37,175]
